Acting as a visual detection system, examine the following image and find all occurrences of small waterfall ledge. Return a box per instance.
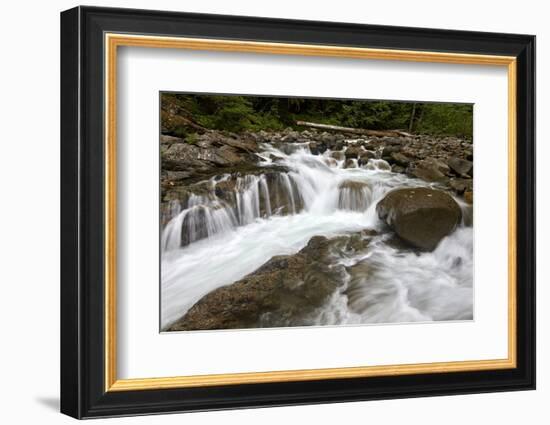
[161,141,473,330]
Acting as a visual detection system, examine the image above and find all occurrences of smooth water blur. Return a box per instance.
[160,142,472,329]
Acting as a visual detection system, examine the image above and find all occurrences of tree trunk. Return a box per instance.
[408,103,417,133]
[295,121,411,137]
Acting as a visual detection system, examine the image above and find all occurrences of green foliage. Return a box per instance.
[414,103,473,138]
[185,133,199,145]
[161,93,473,138]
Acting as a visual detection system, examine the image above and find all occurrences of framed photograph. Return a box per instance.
[60,6,536,419]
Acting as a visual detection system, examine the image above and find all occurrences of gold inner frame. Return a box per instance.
[104,33,517,392]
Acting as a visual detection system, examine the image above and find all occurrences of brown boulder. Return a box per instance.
[376,188,462,251]
[168,234,372,331]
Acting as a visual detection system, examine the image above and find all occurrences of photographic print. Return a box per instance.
[160,93,474,332]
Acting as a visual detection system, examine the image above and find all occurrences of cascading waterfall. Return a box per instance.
[161,141,472,329]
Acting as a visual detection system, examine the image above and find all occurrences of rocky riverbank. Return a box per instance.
[161,128,473,213]
[161,127,474,330]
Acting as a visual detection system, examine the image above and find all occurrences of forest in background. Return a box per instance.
[161,93,473,138]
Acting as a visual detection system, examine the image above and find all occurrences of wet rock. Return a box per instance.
[217,136,258,153]
[180,205,211,246]
[319,132,345,146]
[464,191,473,204]
[364,159,391,171]
[381,145,401,158]
[203,145,247,166]
[162,142,203,172]
[376,187,462,251]
[408,158,450,183]
[268,153,284,162]
[308,142,322,155]
[323,157,338,167]
[382,137,403,146]
[449,178,473,195]
[448,157,473,177]
[162,134,258,177]
[169,235,357,331]
[392,165,405,174]
[390,152,413,167]
[345,146,363,159]
[264,172,304,215]
[161,170,194,188]
[211,171,304,218]
[331,151,345,161]
[338,181,372,211]
[160,134,185,145]
[280,130,301,143]
[344,158,358,169]
[425,157,451,174]
[358,150,377,165]
[384,234,416,251]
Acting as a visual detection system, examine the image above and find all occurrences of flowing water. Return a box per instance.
[161,142,473,330]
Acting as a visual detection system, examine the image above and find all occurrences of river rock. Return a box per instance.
[331,151,345,161]
[448,156,473,177]
[364,159,391,171]
[323,157,338,167]
[160,134,185,145]
[345,146,363,159]
[390,152,413,167]
[264,172,304,215]
[169,235,370,331]
[409,158,450,183]
[280,130,301,143]
[162,134,258,178]
[392,164,405,174]
[358,150,376,165]
[376,187,462,251]
[381,145,401,159]
[344,158,358,169]
[308,141,324,155]
[338,181,372,211]
[449,178,473,194]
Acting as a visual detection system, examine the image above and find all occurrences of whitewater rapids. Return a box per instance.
[161,142,473,330]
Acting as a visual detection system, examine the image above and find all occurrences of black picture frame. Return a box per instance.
[61,5,536,419]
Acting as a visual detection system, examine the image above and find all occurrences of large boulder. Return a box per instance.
[168,234,371,331]
[376,188,462,251]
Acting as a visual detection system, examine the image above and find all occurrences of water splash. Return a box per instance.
[161,141,472,329]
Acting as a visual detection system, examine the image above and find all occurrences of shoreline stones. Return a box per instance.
[376,187,462,251]
[448,156,473,177]
[160,128,475,238]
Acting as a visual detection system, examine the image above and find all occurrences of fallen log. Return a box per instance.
[295,120,412,137]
